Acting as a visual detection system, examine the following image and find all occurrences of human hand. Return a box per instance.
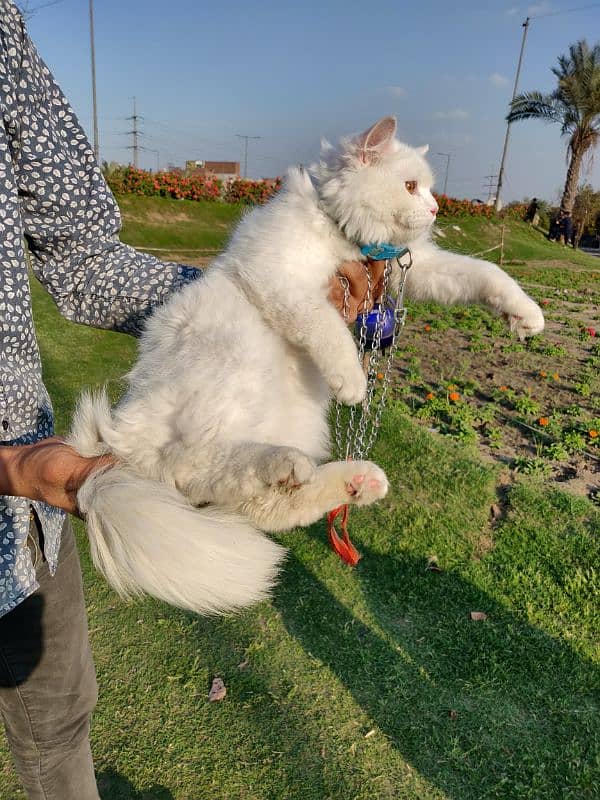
[0,437,116,516]
[328,259,386,323]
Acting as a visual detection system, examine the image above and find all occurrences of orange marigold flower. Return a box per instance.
[424,324,432,332]
[539,371,547,378]
[552,373,559,380]
[589,430,599,439]
[376,372,384,380]
[499,385,508,392]
[448,391,460,402]
[426,391,435,400]
[538,417,550,427]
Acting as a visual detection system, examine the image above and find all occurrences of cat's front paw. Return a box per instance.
[330,368,367,405]
[505,298,545,340]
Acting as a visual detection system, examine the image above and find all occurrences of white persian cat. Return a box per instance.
[71,116,544,615]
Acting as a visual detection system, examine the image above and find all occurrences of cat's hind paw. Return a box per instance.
[343,461,389,505]
[259,447,316,489]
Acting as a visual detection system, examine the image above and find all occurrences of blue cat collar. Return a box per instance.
[360,243,409,261]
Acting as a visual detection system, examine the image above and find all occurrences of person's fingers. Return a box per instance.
[331,261,366,322]
[368,258,387,302]
[331,258,391,321]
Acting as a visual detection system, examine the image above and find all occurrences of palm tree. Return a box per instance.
[507,40,600,213]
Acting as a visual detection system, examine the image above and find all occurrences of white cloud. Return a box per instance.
[490,72,509,88]
[433,109,469,120]
[506,7,519,16]
[382,86,407,97]
[528,1,553,15]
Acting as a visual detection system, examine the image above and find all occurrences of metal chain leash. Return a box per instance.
[333,249,412,461]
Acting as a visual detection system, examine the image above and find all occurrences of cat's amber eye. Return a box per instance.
[405,180,418,194]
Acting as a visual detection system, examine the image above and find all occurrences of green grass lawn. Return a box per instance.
[117,195,245,255]
[435,215,600,269]
[0,198,598,799]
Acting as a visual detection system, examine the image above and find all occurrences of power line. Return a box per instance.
[530,2,600,19]
[17,0,62,19]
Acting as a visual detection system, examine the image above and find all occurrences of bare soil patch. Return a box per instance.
[391,289,600,499]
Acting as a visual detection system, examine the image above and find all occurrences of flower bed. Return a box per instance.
[106,166,281,205]
[106,166,528,219]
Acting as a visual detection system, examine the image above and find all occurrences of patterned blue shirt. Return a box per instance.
[0,0,199,617]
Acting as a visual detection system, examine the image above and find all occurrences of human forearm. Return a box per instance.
[0,438,115,515]
[27,237,201,335]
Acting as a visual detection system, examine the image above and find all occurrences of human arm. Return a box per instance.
[0,438,115,516]
[9,18,199,335]
[406,244,544,338]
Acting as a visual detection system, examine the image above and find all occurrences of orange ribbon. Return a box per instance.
[326,504,361,566]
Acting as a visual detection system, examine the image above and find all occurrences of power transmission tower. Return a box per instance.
[125,97,143,168]
[484,175,498,203]
[236,134,260,178]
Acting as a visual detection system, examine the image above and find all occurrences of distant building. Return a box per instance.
[185,160,240,181]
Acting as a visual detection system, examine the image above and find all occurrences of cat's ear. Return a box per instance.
[355,116,397,164]
[417,144,429,156]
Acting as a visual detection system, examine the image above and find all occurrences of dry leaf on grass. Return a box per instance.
[470,611,488,621]
[426,556,442,572]
[490,503,502,520]
[208,677,227,702]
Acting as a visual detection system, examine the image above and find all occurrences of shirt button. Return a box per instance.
[2,420,9,430]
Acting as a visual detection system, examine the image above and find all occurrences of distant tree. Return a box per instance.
[507,40,600,214]
[572,183,600,247]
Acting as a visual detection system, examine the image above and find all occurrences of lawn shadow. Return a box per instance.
[97,768,174,799]
[182,608,358,800]
[274,529,597,800]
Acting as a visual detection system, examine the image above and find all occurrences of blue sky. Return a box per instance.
[25,0,600,203]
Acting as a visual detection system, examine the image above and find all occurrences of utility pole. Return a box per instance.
[494,17,530,212]
[236,134,260,178]
[436,152,451,195]
[88,0,99,162]
[126,97,141,168]
[146,148,160,172]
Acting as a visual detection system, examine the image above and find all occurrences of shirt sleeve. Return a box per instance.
[9,13,200,335]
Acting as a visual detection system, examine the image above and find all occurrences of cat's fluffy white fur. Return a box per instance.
[70,116,543,615]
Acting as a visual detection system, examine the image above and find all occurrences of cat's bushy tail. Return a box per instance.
[71,392,286,615]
